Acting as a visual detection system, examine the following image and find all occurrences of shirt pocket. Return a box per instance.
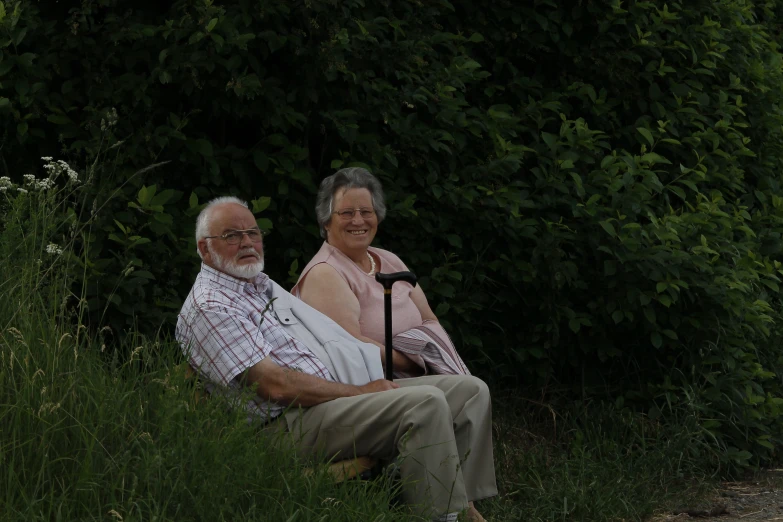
[273,307,300,326]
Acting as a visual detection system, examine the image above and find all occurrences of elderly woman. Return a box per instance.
[292,167,470,378]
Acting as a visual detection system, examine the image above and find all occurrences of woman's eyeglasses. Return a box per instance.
[333,208,376,220]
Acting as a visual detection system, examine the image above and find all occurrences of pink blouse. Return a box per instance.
[292,242,423,344]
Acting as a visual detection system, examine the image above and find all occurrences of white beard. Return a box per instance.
[212,247,265,280]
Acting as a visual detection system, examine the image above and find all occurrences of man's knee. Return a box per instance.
[402,383,449,405]
[450,375,491,403]
[396,384,452,424]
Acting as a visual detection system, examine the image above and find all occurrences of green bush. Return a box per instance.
[2,0,783,467]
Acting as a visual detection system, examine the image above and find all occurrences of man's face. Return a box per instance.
[198,203,265,280]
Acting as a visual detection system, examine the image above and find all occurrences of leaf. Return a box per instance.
[189,192,198,209]
[612,310,623,324]
[256,218,273,232]
[384,152,398,168]
[206,18,218,32]
[569,318,581,333]
[253,151,269,171]
[637,127,654,146]
[644,307,656,324]
[668,186,686,200]
[651,331,663,348]
[330,159,344,169]
[446,234,462,248]
[434,282,455,298]
[656,282,668,293]
[469,32,484,42]
[196,139,213,158]
[641,152,671,165]
[150,189,176,207]
[47,113,71,125]
[17,121,27,136]
[288,258,299,279]
[541,132,558,149]
[599,220,617,237]
[252,196,271,213]
[14,28,27,46]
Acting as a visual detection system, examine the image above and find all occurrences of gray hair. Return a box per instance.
[315,167,386,239]
[195,196,249,258]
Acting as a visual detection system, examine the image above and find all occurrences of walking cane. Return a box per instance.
[375,271,418,381]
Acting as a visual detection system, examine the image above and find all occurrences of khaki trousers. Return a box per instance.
[282,375,498,517]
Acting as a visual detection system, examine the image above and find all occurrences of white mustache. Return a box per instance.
[236,248,260,261]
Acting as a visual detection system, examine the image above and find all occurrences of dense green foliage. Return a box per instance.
[2,0,783,467]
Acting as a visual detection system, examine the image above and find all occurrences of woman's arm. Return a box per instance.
[298,263,422,373]
[409,283,438,322]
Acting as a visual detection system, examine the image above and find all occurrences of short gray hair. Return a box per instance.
[195,196,249,258]
[315,168,386,239]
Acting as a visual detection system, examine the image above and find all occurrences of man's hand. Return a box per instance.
[357,379,400,394]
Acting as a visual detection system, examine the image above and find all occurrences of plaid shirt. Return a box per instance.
[176,264,333,422]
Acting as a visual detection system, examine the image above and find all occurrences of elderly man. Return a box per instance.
[176,196,497,522]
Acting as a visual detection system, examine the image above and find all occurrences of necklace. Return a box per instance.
[365,251,376,276]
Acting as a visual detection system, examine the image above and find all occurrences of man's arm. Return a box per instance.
[244,357,398,407]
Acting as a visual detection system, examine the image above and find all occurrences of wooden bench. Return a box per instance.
[178,363,378,482]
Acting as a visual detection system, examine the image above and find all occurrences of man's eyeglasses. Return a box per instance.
[203,229,264,245]
[333,208,376,220]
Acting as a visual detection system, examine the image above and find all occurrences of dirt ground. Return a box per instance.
[651,470,783,521]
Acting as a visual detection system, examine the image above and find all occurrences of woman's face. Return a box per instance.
[325,188,378,255]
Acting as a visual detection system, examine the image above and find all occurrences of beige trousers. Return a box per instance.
[282,375,498,517]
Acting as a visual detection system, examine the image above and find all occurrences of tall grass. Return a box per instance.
[481,394,719,521]
[0,168,411,522]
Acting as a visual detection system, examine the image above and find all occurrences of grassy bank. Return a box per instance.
[0,177,409,521]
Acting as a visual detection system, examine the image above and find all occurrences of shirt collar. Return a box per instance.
[199,263,270,292]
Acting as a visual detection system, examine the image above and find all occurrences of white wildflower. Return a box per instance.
[45,243,63,255]
[17,188,28,194]
[35,178,55,190]
[0,176,12,188]
[23,174,35,185]
[0,187,6,193]
[41,156,53,161]
[42,158,79,184]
